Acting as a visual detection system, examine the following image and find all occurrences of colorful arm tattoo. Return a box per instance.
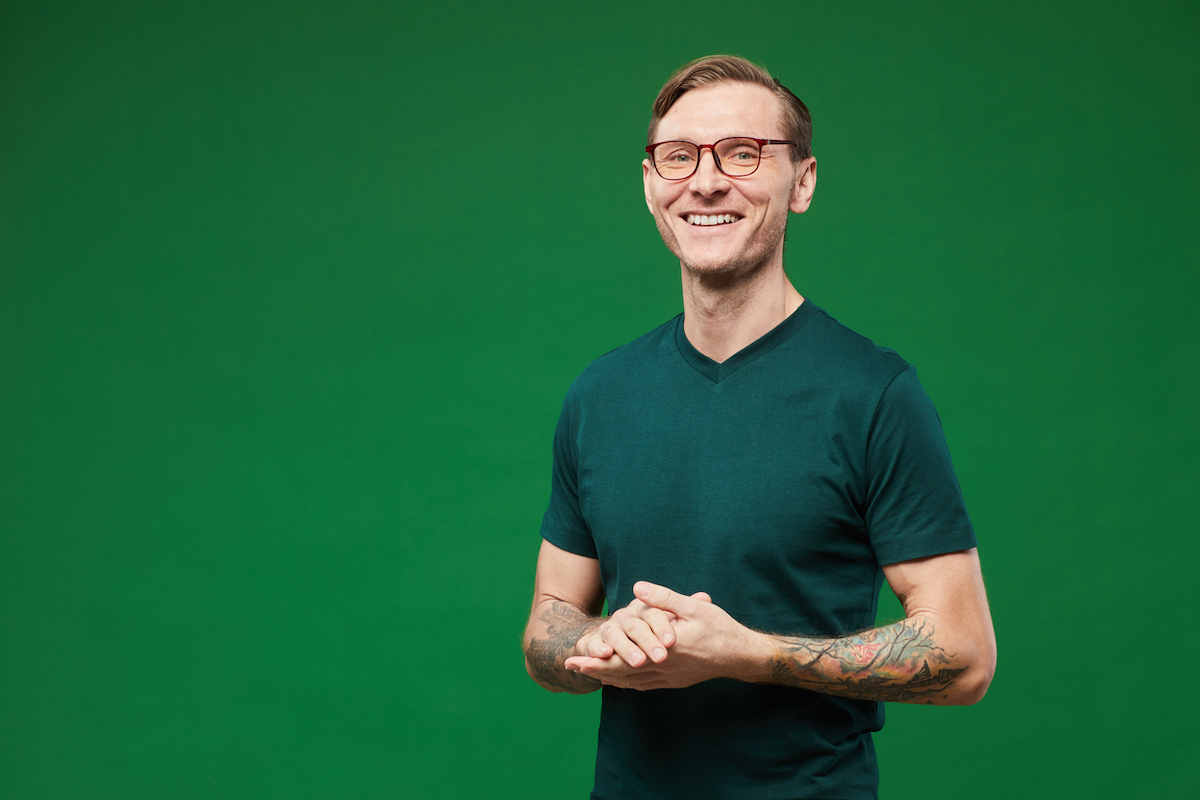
[768,618,967,704]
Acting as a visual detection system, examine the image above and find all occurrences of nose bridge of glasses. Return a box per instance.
[695,142,726,177]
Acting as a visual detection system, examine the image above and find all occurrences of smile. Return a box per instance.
[685,214,740,226]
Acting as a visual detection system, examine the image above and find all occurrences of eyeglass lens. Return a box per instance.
[652,138,763,179]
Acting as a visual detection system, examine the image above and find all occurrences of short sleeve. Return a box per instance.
[863,365,976,564]
[539,382,598,558]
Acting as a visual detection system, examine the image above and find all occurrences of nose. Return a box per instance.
[688,145,730,195]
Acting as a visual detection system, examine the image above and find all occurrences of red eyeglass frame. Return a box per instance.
[644,137,797,180]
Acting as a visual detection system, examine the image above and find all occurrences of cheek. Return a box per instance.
[755,192,791,224]
[653,182,688,206]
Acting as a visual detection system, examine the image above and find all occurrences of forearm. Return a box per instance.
[523,600,604,694]
[755,615,989,705]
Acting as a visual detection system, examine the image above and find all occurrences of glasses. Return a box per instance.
[645,137,796,180]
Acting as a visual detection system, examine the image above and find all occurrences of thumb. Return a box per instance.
[690,591,713,603]
[633,581,698,617]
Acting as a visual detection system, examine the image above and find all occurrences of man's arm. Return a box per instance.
[767,548,996,704]
[523,539,677,694]
[565,548,996,706]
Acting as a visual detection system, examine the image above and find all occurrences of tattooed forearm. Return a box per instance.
[524,601,603,694]
[767,618,967,704]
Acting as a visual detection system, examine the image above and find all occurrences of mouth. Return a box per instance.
[684,213,741,227]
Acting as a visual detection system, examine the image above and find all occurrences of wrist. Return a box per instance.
[731,629,778,684]
[570,617,605,659]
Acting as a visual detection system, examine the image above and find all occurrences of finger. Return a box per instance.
[641,607,677,649]
[633,581,699,618]
[619,616,670,663]
[691,591,712,603]
[564,655,599,672]
[599,624,650,667]
[565,655,621,672]
[585,636,614,658]
[590,662,667,689]
[566,654,634,677]
[619,668,673,691]
[616,598,676,622]
[628,601,677,622]
[577,630,614,658]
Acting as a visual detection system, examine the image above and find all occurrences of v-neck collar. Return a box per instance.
[675,300,815,384]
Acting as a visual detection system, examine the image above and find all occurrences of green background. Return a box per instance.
[2,0,1197,797]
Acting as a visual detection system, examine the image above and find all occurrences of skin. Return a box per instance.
[642,82,816,363]
[561,550,995,705]
[523,81,997,704]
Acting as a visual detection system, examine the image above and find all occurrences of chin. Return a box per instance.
[671,236,780,278]
[681,257,744,276]
[672,242,746,275]
[679,246,776,279]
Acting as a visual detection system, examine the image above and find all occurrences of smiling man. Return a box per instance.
[523,55,996,799]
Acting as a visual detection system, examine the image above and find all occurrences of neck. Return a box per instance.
[680,261,804,363]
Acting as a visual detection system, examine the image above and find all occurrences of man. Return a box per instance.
[523,55,996,799]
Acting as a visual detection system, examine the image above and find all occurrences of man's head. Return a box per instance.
[643,56,817,278]
[648,55,812,162]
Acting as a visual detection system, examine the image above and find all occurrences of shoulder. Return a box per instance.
[565,315,681,401]
[799,303,911,390]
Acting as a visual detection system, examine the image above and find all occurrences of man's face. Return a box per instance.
[643,82,816,278]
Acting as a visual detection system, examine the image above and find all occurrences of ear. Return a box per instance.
[789,157,817,214]
[643,159,655,213]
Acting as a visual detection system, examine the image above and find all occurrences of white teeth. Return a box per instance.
[686,214,736,226]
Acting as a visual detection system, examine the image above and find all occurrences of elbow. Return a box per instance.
[950,643,997,706]
[950,665,993,705]
[524,654,566,693]
[523,634,570,693]
[521,627,557,692]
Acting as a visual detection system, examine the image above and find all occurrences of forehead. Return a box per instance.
[656,82,784,142]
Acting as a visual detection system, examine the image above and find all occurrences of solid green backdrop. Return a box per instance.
[2,0,1197,797]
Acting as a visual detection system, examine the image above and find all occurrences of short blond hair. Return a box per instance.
[648,55,812,161]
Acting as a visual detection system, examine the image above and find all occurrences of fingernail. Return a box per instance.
[653,648,666,661]
[663,633,675,646]
[630,653,643,666]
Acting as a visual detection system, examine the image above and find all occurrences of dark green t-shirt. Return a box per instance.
[541,301,976,799]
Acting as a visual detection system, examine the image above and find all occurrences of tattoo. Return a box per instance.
[525,601,602,694]
[768,618,967,704]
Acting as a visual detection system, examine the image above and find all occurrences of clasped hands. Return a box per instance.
[563,581,764,691]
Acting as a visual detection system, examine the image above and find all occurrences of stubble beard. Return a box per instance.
[658,210,790,286]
